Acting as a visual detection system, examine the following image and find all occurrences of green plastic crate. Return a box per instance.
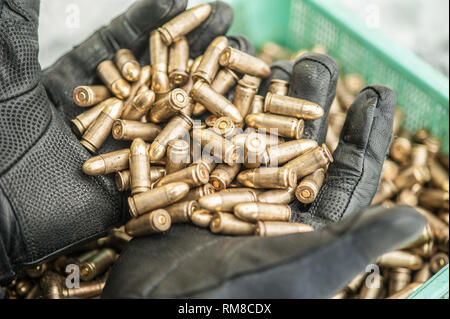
[226,0,449,154]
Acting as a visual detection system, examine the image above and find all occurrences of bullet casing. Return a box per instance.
[198,190,257,212]
[63,279,106,299]
[257,188,295,205]
[129,138,152,195]
[192,128,242,165]
[156,163,209,189]
[115,48,141,82]
[73,85,111,107]
[115,167,166,192]
[232,132,285,150]
[284,145,333,179]
[157,4,212,46]
[149,88,189,123]
[396,189,419,206]
[237,167,297,189]
[182,55,203,95]
[71,100,107,137]
[213,117,237,139]
[122,88,155,120]
[234,202,291,222]
[410,144,429,167]
[190,209,214,228]
[264,93,324,120]
[168,36,190,86]
[79,248,116,281]
[165,139,190,174]
[210,163,241,190]
[386,283,421,299]
[390,135,412,165]
[424,136,441,158]
[192,154,217,173]
[150,30,170,94]
[184,183,216,201]
[125,209,171,237]
[295,168,326,204]
[371,180,399,205]
[97,60,130,99]
[429,253,449,273]
[418,189,449,210]
[265,139,319,167]
[123,65,152,113]
[255,221,314,237]
[429,159,449,191]
[388,268,411,295]
[382,159,400,181]
[193,36,228,84]
[128,182,190,217]
[376,251,423,270]
[359,276,385,299]
[219,47,271,78]
[414,263,432,283]
[112,120,161,141]
[180,97,195,117]
[165,200,199,223]
[395,166,431,190]
[269,79,289,96]
[80,98,124,153]
[245,113,305,139]
[233,78,258,118]
[25,263,47,279]
[82,148,131,176]
[249,95,264,114]
[210,212,256,236]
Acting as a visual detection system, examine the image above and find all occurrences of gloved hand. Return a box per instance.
[0,0,238,285]
[102,58,427,298]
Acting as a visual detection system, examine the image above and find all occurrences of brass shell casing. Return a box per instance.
[245,113,305,139]
[233,78,258,118]
[410,144,429,167]
[190,209,214,228]
[165,139,190,175]
[191,81,243,124]
[243,132,270,169]
[394,166,431,190]
[376,250,423,270]
[386,283,421,299]
[414,263,432,283]
[115,48,141,82]
[63,279,106,299]
[416,207,449,246]
[129,138,152,195]
[97,60,131,99]
[284,144,333,179]
[155,163,210,188]
[265,139,319,167]
[198,190,257,213]
[381,159,400,181]
[192,128,242,165]
[165,200,199,223]
[115,167,166,192]
[295,168,326,204]
[192,68,239,116]
[193,36,228,84]
[192,154,217,173]
[249,95,264,114]
[122,88,155,120]
[180,97,195,117]
[219,47,271,78]
[128,182,190,217]
[210,212,256,236]
[213,117,237,139]
[232,132,284,150]
[125,209,171,237]
[79,248,116,281]
[388,268,411,295]
[396,189,419,206]
[73,85,111,107]
[184,183,215,202]
[123,65,152,113]
[210,163,241,191]
[80,98,124,153]
[149,88,188,123]
[150,30,170,95]
[182,55,203,95]
[157,3,212,46]
[390,136,412,165]
[429,253,449,274]
[429,158,450,191]
[269,79,289,96]
[257,188,295,205]
[168,36,189,86]
[149,114,193,161]
[359,276,385,299]
[424,136,441,159]
[264,93,324,120]
[418,188,449,210]
[234,202,291,222]
[371,180,399,205]
[71,100,107,137]
[237,167,297,189]
[82,148,131,176]
[112,120,161,141]
[255,221,314,237]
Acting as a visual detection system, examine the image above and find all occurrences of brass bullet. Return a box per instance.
[128,182,190,217]
[80,98,124,153]
[234,202,291,222]
[413,128,430,144]
[359,275,385,299]
[192,128,242,165]
[123,65,152,113]
[121,87,155,120]
[402,223,433,249]
[429,158,449,191]
[390,132,412,165]
[97,60,131,99]
[79,248,116,281]
[346,273,367,294]
[245,113,305,139]
[284,144,333,179]
[149,88,189,123]
[371,180,399,205]
[198,190,257,213]
[70,100,107,138]
[386,282,421,299]
[181,55,203,95]
[255,221,314,237]
[148,113,193,161]
[25,263,48,278]
[438,210,449,224]
[190,209,214,228]
[213,117,237,139]
[193,68,239,116]
[414,263,432,283]
[129,138,152,195]
[115,48,141,82]
[191,81,243,124]
[210,212,256,236]
[15,280,33,298]
[242,132,269,169]
[381,159,400,181]
[232,132,284,150]
[98,228,132,252]
[73,85,111,107]
[418,188,449,210]
[249,95,264,114]
[210,163,241,191]
[237,167,297,189]
[125,209,171,237]
[439,154,449,171]
[193,36,228,84]
[394,166,431,190]
[25,284,41,299]
[388,268,411,295]
[416,207,449,246]
[409,241,434,258]
[269,79,289,96]
[192,154,217,173]
[264,139,319,167]
[115,167,166,192]
[112,120,161,141]
[40,272,64,299]
[410,144,429,167]
[376,251,423,270]
[150,30,170,95]
[82,148,131,176]
[219,47,271,78]
[165,200,199,223]
[264,93,324,120]
[184,183,216,201]
[168,36,189,86]
[396,189,418,206]
[429,253,449,273]
[259,42,292,63]
[233,77,259,118]
[63,278,106,299]
[343,73,365,96]
[257,188,295,205]
[155,163,209,188]
[165,139,190,175]
[424,136,441,159]
[157,3,212,46]
[180,97,195,117]
[205,114,220,127]
[331,290,348,299]
[295,168,326,204]
[219,187,263,197]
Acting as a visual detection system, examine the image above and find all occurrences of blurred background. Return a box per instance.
[38,0,449,76]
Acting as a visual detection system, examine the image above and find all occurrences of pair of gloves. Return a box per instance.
[0,0,426,298]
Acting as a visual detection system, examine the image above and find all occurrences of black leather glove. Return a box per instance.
[102,56,427,297]
[0,0,236,285]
